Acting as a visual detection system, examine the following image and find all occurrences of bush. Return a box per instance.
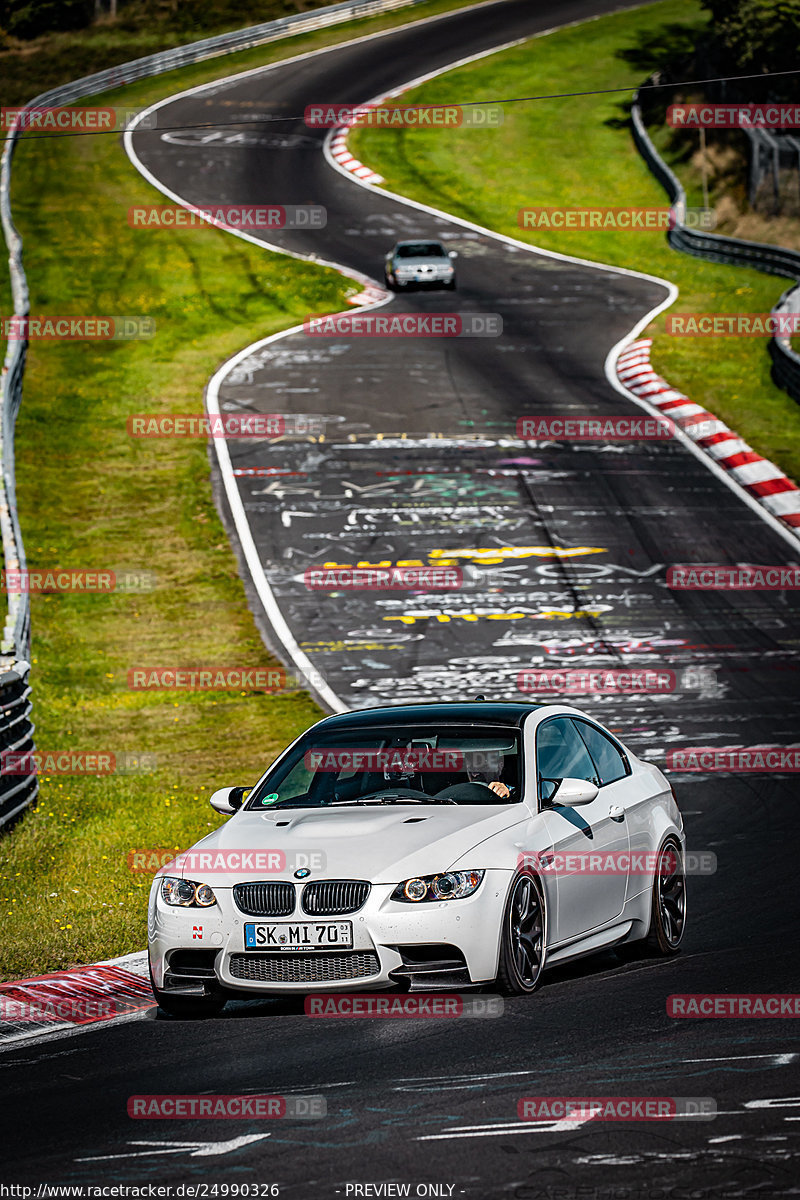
[2,0,94,39]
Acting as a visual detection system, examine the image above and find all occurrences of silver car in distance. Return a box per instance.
[384,240,457,290]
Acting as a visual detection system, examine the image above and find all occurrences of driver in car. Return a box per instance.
[434,748,511,802]
[382,745,511,801]
[465,748,510,798]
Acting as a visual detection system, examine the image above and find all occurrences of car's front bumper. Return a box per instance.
[148,871,510,995]
[392,266,453,285]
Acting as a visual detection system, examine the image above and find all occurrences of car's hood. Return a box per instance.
[172,805,526,886]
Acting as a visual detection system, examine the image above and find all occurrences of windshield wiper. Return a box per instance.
[254,799,318,810]
[327,795,456,807]
[327,795,418,806]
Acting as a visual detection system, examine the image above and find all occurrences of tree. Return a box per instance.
[2,0,95,39]
[702,0,800,77]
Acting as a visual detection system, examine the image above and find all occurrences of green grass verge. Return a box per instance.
[0,0,485,982]
[351,0,800,485]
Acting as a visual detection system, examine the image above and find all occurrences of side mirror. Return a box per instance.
[209,786,250,815]
[448,250,458,259]
[546,777,599,807]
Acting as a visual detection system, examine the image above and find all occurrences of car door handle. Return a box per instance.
[608,805,625,822]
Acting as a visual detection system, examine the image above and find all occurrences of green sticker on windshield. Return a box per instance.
[260,793,280,805]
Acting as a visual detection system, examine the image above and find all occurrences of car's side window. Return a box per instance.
[572,720,629,786]
[536,718,599,802]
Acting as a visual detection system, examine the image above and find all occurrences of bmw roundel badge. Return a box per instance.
[294,867,311,879]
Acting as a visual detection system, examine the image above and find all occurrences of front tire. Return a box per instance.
[149,964,226,1018]
[647,837,687,954]
[496,872,546,994]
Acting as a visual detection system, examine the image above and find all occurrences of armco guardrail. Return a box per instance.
[631,82,800,407]
[0,663,35,825]
[1,103,36,824]
[0,0,429,826]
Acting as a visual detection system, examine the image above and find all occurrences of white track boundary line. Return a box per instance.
[204,330,352,712]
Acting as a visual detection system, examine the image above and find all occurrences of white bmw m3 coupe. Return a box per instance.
[148,702,687,1015]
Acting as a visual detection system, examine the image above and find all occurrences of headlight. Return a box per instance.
[160,877,218,908]
[392,870,484,903]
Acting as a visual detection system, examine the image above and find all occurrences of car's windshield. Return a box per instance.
[246,724,522,810]
[395,242,447,258]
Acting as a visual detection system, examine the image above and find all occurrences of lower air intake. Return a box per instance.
[228,952,380,984]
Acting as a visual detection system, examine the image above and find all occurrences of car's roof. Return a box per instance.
[312,702,544,732]
[394,239,445,247]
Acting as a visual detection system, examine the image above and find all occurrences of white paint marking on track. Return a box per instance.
[416,1115,600,1140]
[394,1069,540,1087]
[78,1135,271,1161]
[681,1053,798,1066]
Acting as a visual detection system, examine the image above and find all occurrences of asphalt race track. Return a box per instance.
[4,1,800,1195]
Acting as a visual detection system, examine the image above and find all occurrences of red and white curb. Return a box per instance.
[0,950,151,1046]
[329,125,384,185]
[617,339,800,534]
[346,281,389,305]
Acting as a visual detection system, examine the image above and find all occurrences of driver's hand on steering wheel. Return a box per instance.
[487,780,510,798]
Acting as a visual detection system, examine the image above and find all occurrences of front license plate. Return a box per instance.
[244,921,353,951]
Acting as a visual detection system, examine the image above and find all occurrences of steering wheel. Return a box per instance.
[435,781,516,803]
